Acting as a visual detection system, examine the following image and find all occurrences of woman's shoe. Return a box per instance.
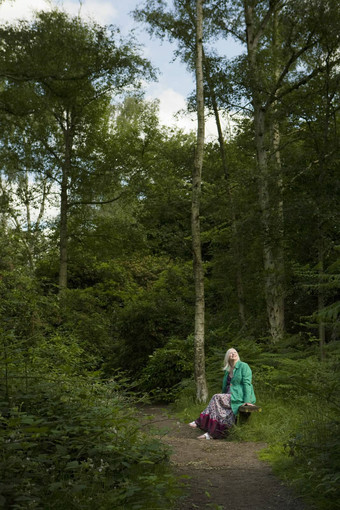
[198,432,211,440]
[189,421,197,428]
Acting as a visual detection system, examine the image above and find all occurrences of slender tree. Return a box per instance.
[135,0,247,330]
[192,0,208,402]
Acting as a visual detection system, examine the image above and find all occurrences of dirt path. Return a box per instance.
[139,405,308,510]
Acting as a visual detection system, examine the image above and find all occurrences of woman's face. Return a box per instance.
[228,349,239,363]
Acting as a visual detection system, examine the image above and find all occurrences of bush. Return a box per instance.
[0,270,180,510]
[138,337,194,402]
[0,375,179,509]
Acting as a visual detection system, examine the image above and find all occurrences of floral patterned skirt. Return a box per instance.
[195,393,235,439]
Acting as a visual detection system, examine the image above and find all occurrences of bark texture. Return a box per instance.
[244,0,285,342]
[192,0,208,403]
[59,111,74,291]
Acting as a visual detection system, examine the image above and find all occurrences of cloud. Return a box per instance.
[156,88,193,130]
[62,1,118,24]
[0,0,52,22]
[149,87,232,139]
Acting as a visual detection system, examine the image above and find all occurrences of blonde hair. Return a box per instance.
[222,348,240,371]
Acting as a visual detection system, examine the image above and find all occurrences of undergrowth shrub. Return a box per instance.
[256,346,340,510]
[0,375,179,509]
[0,274,180,510]
[138,337,194,402]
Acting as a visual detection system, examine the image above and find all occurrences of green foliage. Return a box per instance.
[0,3,339,510]
[258,407,340,510]
[0,375,179,509]
[28,332,96,375]
[291,256,340,337]
[138,337,194,402]
[107,259,194,374]
[0,268,179,509]
[254,346,340,509]
[59,287,113,360]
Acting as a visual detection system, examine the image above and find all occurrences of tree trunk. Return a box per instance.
[214,109,246,328]
[192,0,208,403]
[269,5,285,339]
[23,170,35,271]
[244,0,285,342]
[58,119,73,291]
[256,110,284,342]
[59,168,68,290]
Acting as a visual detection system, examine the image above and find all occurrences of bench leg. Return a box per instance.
[237,412,251,426]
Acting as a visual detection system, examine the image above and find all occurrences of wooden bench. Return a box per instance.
[237,404,262,425]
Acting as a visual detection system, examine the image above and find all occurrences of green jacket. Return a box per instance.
[222,360,256,416]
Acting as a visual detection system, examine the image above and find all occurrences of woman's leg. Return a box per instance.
[194,393,235,438]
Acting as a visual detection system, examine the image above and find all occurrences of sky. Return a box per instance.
[0,0,244,137]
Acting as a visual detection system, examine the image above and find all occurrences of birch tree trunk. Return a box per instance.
[23,171,35,272]
[244,0,285,342]
[0,171,50,272]
[59,112,73,291]
[269,5,285,339]
[192,0,208,403]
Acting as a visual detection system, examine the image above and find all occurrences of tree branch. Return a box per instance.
[265,33,317,109]
[69,192,126,207]
[39,137,64,167]
[274,61,338,104]
[252,0,282,49]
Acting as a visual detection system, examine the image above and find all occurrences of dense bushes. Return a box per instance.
[256,345,340,510]
[0,270,179,509]
[137,337,194,402]
[0,375,178,509]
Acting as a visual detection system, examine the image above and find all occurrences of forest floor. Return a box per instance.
[138,404,309,510]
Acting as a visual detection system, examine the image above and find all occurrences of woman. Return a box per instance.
[189,348,256,439]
